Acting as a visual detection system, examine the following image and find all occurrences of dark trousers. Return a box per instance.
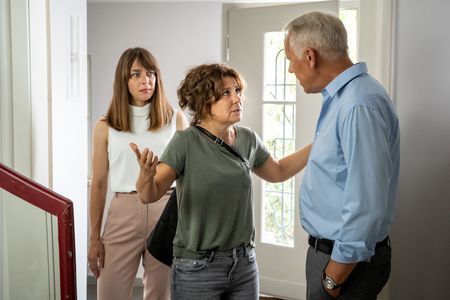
[305,244,391,300]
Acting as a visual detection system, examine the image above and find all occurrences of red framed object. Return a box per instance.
[0,163,77,299]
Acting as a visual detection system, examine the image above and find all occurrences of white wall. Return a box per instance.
[48,0,88,299]
[0,0,13,166]
[50,0,88,298]
[30,0,51,187]
[1,0,52,299]
[390,0,450,299]
[87,2,223,128]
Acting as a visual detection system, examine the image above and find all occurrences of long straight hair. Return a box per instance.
[105,47,173,131]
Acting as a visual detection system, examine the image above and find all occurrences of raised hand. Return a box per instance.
[130,143,158,180]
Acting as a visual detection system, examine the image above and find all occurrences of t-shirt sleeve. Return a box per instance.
[250,129,270,169]
[159,130,187,177]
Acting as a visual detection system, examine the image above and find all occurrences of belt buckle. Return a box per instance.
[314,237,319,253]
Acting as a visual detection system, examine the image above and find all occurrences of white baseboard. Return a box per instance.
[259,276,306,300]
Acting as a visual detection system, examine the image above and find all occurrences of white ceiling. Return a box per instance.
[87,0,313,3]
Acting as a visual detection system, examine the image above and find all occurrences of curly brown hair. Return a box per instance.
[177,64,245,125]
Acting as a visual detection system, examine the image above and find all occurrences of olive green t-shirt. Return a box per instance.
[160,125,270,259]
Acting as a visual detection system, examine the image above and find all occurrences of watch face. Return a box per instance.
[323,277,336,290]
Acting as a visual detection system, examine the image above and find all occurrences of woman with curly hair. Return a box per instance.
[131,63,311,299]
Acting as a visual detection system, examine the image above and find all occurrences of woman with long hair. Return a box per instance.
[88,47,187,300]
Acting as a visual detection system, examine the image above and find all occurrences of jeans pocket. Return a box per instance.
[174,257,208,273]
[247,248,257,263]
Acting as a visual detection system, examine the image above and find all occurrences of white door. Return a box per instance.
[227,2,338,299]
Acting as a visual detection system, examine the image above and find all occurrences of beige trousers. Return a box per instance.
[97,190,172,300]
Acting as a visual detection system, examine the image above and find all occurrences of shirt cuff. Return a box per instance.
[331,240,375,263]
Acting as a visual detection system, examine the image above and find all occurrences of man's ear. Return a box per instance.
[304,47,316,69]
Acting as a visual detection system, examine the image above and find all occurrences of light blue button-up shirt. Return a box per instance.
[300,63,400,263]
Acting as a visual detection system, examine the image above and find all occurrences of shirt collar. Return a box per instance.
[322,62,368,99]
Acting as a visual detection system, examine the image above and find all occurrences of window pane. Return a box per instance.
[262,178,295,246]
[262,31,297,247]
[263,32,296,102]
[263,104,296,157]
[340,8,358,62]
[262,103,295,247]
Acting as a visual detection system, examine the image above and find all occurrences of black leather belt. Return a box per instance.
[308,235,390,255]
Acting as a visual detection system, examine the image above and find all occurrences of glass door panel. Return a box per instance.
[1,190,60,300]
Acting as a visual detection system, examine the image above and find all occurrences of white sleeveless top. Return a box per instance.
[108,103,177,192]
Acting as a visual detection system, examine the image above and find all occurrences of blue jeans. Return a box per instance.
[170,245,259,300]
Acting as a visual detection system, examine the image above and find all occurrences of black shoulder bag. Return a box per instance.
[146,188,178,267]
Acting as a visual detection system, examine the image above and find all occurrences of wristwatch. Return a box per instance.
[322,272,342,290]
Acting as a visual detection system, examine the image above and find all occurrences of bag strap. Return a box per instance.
[195,125,250,166]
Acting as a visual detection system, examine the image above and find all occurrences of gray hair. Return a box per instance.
[283,11,348,61]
